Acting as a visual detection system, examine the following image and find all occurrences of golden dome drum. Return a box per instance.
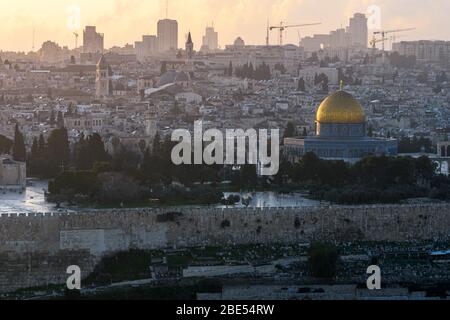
[316,90,366,124]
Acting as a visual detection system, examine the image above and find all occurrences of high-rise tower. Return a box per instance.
[348,13,368,48]
[83,26,104,53]
[157,19,178,52]
[201,26,218,51]
[96,55,111,97]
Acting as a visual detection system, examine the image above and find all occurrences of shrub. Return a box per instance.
[308,242,339,278]
[221,220,231,228]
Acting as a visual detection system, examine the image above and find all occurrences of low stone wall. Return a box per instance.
[0,204,449,293]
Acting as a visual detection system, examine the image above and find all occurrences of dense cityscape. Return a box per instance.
[0,1,450,303]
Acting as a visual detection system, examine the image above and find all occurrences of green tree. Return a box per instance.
[284,122,296,138]
[297,77,306,91]
[367,125,373,137]
[308,242,339,278]
[49,110,56,126]
[47,128,70,170]
[0,134,13,154]
[38,134,46,154]
[160,61,167,75]
[13,124,26,162]
[228,61,233,76]
[30,137,39,158]
[75,133,110,170]
[56,111,65,129]
[415,156,437,184]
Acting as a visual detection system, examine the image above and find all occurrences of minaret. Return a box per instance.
[96,55,111,97]
[185,32,194,60]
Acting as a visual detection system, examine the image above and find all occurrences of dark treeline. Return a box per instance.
[28,128,70,177]
[398,136,434,153]
[338,67,362,86]
[28,126,450,206]
[0,134,13,155]
[235,62,271,80]
[278,152,448,204]
[0,125,27,162]
[314,73,330,91]
[45,131,257,206]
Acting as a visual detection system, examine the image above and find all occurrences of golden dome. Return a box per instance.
[316,90,366,124]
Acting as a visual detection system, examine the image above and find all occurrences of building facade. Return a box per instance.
[201,26,219,52]
[300,12,368,51]
[284,90,398,163]
[135,35,158,61]
[83,26,104,54]
[157,19,178,52]
[392,40,450,63]
[0,157,26,191]
[348,13,368,48]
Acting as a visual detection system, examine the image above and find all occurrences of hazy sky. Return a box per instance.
[1,0,449,52]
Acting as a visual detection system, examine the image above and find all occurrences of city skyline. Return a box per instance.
[1,0,450,52]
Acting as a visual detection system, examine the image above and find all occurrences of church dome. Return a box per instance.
[316,90,365,124]
[234,37,245,47]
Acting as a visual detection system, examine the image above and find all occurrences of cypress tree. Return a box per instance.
[298,77,306,91]
[13,124,26,162]
[49,110,56,126]
[31,137,39,158]
[56,111,65,129]
[38,134,46,154]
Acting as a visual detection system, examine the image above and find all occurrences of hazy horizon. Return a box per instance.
[1,0,450,52]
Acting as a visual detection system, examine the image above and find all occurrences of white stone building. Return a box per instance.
[0,157,26,191]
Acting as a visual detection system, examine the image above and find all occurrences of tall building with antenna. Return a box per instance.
[348,13,368,48]
[157,0,178,52]
[32,28,35,51]
[157,19,178,52]
[201,24,219,52]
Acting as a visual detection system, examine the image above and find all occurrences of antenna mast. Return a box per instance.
[32,28,35,51]
[166,0,169,19]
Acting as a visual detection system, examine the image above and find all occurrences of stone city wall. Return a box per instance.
[0,204,449,293]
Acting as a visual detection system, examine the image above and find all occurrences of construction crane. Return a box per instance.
[370,36,388,50]
[373,28,415,54]
[270,22,321,46]
[73,32,79,49]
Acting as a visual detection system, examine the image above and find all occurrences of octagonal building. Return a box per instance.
[284,90,398,163]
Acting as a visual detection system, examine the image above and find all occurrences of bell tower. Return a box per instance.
[96,55,111,97]
[185,32,194,60]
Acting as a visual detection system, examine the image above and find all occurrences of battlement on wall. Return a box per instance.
[0,204,449,247]
[1,203,449,220]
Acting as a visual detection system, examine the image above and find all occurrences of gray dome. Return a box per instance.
[175,71,190,82]
[157,70,190,87]
[234,37,245,47]
[157,70,177,87]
